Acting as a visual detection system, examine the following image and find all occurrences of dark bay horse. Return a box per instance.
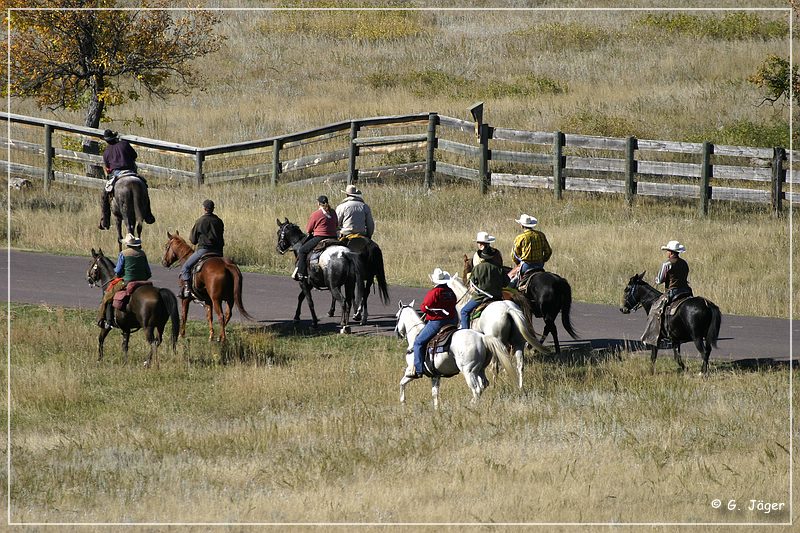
[161,231,254,342]
[276,218,363,334]
[111,176,153,251]
[329,237,389,325]
[462,255,577,354]
[620,272,722,374]
[86,248,179,368]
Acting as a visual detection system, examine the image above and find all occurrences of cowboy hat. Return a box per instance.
[429,267,451,285]
[515,214,538,228]
[660,240,686,254]
[341,184,363,198]
[476,231,496,244]
[120,233,142,248]
[102,129,119,143]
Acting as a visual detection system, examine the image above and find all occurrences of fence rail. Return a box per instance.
[1,108,794,214]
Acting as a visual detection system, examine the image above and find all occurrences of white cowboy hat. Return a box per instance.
[429,267,451,285]
[660,240,686,254]
[341,184,363,198]
[475,231,496,244]
[515,214,538,228]
[120,233,142,248]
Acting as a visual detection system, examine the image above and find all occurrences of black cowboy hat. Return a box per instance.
[102,129,119,143]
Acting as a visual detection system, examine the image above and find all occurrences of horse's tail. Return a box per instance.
[508,290,536,330]
[370,243,390,305]
[482,334,518,384]
[507,303,549,354]
[226,261,255,321]
[706,299,721,348]
[159,287,180,353]
[557,277,579,339]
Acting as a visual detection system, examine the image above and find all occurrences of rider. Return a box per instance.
[509,214,551,287]
[97,233,152,329]
[459,251,507,329]
[406,268,459,379]
[471,231,503,271]
[98,129,155,230]
[642,240,693,346]
[180,199,224,299]
[293,195,339,281]
[336,184,374,241]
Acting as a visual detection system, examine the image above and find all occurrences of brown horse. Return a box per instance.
[86,248,179,368]
[161,231,254,342]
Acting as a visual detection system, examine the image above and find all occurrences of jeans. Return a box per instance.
[296,236,326,277]
[412,318,457,374]
[181,247,214,282]
[460,299,481,329]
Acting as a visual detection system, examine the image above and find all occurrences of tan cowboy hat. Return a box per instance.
[429,267,451,285]
[476,231,496,244]
[341,184,363,198]
[660,240,686,254]
[120,233,142,248]
[515,214,538,228]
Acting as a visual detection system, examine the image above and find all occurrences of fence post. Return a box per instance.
[772,147,786,215]
[43,124,53,192]
[553,131,565,200]
[272,139,282,187]
[194,150,205,186]
[625,136,637,206]
[478,122,490,194]
[699,141,713,216]
[348,121,360,185]
[425,113,437,189]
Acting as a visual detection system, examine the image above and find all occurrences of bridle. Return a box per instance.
[276,223,298,255]
[394,304,424,340]
[88,258,114,291]
[623,281,644,312]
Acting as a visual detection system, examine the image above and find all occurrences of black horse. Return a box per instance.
[275,218,363,333]
[518,271,578,354]
[87,248,179,368]
[329,237,389,325]
[111,176,154,251]
[620,272,721,374]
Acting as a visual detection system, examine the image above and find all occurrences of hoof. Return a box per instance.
[352,313,362,322]
[327,311,335,318]
[340,326,351,334]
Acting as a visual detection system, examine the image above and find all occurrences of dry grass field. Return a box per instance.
[5,4,797,529]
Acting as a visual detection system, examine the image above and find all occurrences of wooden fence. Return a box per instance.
[1,108,796,214]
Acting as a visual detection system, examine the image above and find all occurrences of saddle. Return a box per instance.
[187,252,223,300]
[422,324,459,377]
[104,170,139,193]
[517,269,545,293]
[112,280,152,310]
[307,238,341,270]
[641,293,694,346]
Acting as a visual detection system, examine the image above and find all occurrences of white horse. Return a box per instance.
[394,300,517,408]
[449,274,548,389]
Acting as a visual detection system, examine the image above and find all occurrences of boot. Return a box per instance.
[178,279,191,299]
[404,363,421,379]
[291,266,300,281]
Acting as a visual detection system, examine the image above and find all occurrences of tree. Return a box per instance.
[4,0,224,158]
[747,2,798,107]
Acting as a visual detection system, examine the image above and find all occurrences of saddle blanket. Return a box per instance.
[104,170,139,192]
[112,280,153,310]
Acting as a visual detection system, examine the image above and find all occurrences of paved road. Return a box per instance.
[3,249,795,362]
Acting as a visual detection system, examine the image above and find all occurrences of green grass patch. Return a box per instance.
[687,119,790,148]
[637,12,788,41]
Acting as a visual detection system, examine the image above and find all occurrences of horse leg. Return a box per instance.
[304,285,319,326]
[545,317,561,355]
[136,222,142,239]
[294,290,306,322]
[212,300,226,342]
[328,296,336,318]
[650,346,659,375]
[463,371,483,403]
[143,326,156,368]
[353,279,371,323]
[695,338,710,375]
[121,330,131,365]
[179,297,190,337]
[97,327,111,362]
[431,377,441,409]
[205,304,215,341]
[115,217,123,252]
[672,344,686,373]
[513,345,524,390]
[400,375,414,404]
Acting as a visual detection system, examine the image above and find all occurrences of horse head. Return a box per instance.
[87,248,114,288]
[275,217,303,255]
[394,299,416,339]
[620,271,647,314]
[162,230,189,268]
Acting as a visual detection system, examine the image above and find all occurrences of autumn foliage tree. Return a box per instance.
[4,0,224,159]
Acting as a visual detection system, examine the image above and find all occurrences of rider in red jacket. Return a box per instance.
[406,268,458,379]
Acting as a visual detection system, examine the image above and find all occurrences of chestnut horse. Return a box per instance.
[161,231,254,341]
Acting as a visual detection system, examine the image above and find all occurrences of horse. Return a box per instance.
[394,300,517,408]
[462,255,578,354]
[275,218,363,334]
[620,272,722,375]
[111,176,153,251]
[86,248,179,368]
[329,237,389,325]
[449,274,549,389]
[161,231,254,342]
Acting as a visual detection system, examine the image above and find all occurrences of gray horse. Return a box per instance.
[111,176,153,250]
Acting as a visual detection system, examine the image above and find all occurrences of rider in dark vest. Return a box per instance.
[293,195,338,281]
[97,233,152,329]
[98,129,155,230]
[406,268,459,379]
[459,253,507,329]
[180,199,224,299]
[642,240,693,346]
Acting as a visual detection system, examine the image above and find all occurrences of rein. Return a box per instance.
[277,223,303,255]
